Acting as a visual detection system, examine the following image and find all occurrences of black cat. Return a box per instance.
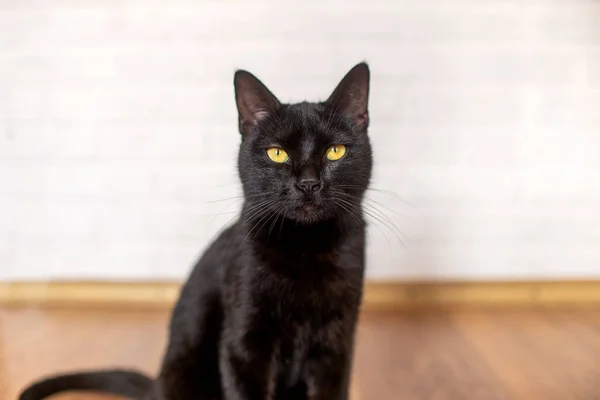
[19,62,373,400]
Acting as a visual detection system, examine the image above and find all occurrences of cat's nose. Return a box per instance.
[296,178,322,195]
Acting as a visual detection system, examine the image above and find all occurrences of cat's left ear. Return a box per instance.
[326,62,370,131]
[234,70,281,135]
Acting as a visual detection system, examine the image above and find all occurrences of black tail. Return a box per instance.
[18,368,153,400]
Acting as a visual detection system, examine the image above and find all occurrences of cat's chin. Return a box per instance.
[288,204,332,225]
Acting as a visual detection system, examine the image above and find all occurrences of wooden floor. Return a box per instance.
[2,307,600,400]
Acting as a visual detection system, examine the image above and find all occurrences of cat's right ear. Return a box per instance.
[234,70,281,135]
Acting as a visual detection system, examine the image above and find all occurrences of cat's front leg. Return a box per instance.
[305,348,353,400]
[220,333,275,400]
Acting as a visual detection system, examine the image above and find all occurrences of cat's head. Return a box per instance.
[234,63,372,225]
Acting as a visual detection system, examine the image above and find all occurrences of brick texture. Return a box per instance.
[1,0,599,280]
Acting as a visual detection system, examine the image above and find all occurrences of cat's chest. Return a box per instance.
[262,252,349,302]
[250,249,362,386]
[275,249,340,271]
[248,243,363,327]
[256,253,361,324]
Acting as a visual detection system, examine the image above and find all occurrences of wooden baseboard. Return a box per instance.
[2,280,600,310]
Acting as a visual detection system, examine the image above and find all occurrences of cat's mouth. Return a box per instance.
[299,195,321,209]
[292,199,330,224]
[300,203,316,212]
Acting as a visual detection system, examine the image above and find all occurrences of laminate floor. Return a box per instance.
[2,307,600,400]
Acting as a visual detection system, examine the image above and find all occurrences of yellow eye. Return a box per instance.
[325,144,347,161]
[266,147,289,163]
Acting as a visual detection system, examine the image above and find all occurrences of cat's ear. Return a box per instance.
[234,70,281,135]
[326,62,370,131]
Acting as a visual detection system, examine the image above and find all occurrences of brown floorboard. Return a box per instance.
[2,307,600,400]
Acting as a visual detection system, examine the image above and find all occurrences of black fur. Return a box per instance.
[18,62,373,400]
[19,369,152,400]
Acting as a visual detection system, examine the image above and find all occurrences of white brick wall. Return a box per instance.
[1,0,599,281]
